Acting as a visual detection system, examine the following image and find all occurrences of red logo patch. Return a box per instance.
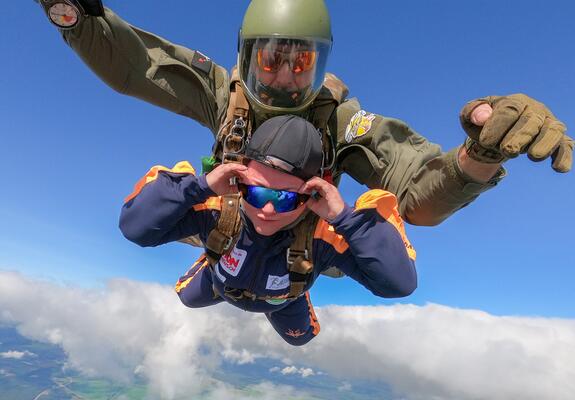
[219,247,247,277]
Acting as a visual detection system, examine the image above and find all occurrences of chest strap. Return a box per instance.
[208,204,317,302]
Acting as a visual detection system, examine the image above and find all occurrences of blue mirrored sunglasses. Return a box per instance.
[238,183,309,213]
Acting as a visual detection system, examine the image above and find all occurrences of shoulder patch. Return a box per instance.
[191,51,212,74]
[345,110,376,143]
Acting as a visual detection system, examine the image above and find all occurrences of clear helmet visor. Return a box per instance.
[239,37,330,112]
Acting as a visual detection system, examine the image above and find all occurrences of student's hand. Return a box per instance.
[205,163,248,196]
[300,177,345,221]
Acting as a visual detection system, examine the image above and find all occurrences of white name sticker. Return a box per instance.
[266,274,290,290]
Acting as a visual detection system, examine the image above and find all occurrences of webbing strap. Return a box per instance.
[216,68,251,164]
[216,211,326,302]
[223,81,250,131]
[218,213,318,302]
[222,286,291,302]
[285,212,319,298]
[287,257,313,299]
[310,104,335,170]
[178,234,203,247]
[234,81,250,116]
[205,194,241,265]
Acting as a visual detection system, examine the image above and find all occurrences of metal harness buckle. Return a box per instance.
[222,117,247,164]
[222,235,234,252]
[286,248,309,265]
[223,286,243,301]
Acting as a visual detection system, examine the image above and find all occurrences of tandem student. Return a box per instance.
[120,115,416,346]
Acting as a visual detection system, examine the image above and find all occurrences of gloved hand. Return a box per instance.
[460,94,573,172]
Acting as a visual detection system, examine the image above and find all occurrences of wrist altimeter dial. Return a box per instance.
[42,0,84,29]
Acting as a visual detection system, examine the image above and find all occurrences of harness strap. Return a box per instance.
[223,286,291,302]
[182,69,249,249]
[309,105,335,178]
[216,68,251,164]
[307,73,349,180]
[205,194,242,265]
[286,212,318,298]
[216,212,318,303]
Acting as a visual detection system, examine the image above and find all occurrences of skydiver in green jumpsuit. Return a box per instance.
[36,0,573,227]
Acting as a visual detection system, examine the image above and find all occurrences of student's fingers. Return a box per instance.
[300,177,333,196]
[218,163,248,177]
[206,163,247,194]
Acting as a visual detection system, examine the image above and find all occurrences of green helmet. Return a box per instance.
[238,0,332,115]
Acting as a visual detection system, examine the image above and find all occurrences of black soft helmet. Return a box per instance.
[245,115,323,181]
[238,0,332,115]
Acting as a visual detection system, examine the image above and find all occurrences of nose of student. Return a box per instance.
[260,201,278,215]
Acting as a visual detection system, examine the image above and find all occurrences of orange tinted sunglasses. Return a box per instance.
[256,48,317,74]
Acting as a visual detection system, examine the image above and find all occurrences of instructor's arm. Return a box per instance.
[39,3,229,134]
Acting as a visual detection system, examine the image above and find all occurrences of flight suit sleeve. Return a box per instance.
[331,98,504,226]
[119,161,219,247]
[312,190,417,298]
[60,7,230,135]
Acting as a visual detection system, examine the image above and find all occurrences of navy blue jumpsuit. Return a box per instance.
[120,162,417,345]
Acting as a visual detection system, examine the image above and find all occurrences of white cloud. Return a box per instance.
[278,365,315,378]
[221,348,257,364]
[0,271,574,400]
[280,365,298,375]
[0,350,35,359]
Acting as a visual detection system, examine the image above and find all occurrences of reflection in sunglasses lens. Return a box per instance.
[257,49,316,74]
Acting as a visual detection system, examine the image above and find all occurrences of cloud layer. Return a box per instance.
[1,270,574,400]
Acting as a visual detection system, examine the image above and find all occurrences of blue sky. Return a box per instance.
[2,0,574,319]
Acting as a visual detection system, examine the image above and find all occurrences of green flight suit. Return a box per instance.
[60,8,503,226]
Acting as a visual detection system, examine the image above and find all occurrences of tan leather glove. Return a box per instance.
[460,94,573,172]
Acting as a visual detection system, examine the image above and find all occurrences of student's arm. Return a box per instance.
[119,162,218,247]
[313,190,417,298]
